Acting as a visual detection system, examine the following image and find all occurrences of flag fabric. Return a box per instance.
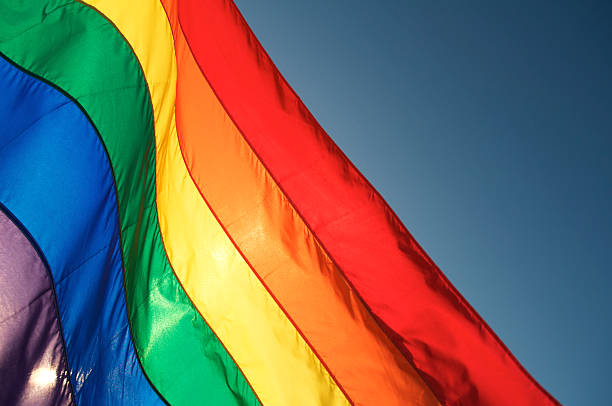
[0,0,559,405]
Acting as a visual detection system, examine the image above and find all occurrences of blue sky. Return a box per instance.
[233,1,612,404]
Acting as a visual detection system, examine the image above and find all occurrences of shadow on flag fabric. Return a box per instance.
[0,0,559,405]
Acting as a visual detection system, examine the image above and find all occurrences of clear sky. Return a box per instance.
[233,1,611,404]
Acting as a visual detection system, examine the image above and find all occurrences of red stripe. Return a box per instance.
[177,1,560,404]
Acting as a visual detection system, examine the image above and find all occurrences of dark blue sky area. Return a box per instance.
[234,1,611,404]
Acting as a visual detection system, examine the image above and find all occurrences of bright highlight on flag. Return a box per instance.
[0,0,559,405]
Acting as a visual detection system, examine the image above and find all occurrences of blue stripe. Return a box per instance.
[0,55,164,405]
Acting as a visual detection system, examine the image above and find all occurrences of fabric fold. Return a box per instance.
[85,0,349,404]
[0,205,73,406]
[0,2,258,404]
[162,1,441,404]
[0,53,162,405]
[177,1,559,404]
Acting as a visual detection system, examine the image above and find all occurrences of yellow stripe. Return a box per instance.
[81,0,349,404]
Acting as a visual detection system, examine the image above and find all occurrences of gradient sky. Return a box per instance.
[233,1,611,404]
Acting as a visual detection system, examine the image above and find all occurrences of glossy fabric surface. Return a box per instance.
[0,0,560,404]
[0,1,257,404]
[0,207,73,406]
[164,1,439,404]
[178,1,559,405]
[89,1,347,404]
[0,54,163,404]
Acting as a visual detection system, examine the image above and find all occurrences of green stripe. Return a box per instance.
[0,1,260,404]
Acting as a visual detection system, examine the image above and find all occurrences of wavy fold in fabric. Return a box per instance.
[0,207,73,406]
[0,53,163,405]
[0,57,74,406]
[0,0,559,405]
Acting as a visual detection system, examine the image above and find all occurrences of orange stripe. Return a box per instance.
[163,3,440,404]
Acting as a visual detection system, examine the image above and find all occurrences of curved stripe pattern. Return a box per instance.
[0,205,73,406]
[0,1,257,404]
[178,1,559,405]
[84,0,348,404]
[161,1,440,405]
[0,54,161,405]
[0,0,559,404]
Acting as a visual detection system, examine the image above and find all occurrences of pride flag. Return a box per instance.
[0,0,559,405]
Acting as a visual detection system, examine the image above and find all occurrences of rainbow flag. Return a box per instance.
[0,0,559,405]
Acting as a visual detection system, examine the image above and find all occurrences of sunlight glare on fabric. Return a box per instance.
[30,367,57,388]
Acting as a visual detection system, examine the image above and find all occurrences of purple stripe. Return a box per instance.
[0,209,73,406]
